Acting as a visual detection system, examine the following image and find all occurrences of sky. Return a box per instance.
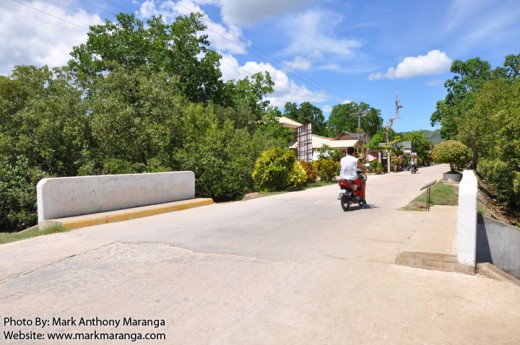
[1,0,519,133]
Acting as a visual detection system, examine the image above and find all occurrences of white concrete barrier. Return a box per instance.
[457,170,478,267]
[37,171,195,222]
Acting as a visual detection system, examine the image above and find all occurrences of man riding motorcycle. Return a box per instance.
[340,147,368,204]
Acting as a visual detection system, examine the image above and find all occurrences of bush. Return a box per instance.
[315,159,340,182]
[369,160,383,174]
[0,156,48,232]
[431,140,471,172]
[287,161,308,190]
[252,147,296,192]
[300,161,318,184]
[478,159,520,210]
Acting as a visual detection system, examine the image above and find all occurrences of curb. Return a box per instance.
[40,198,214,230]
[477,263,520,287]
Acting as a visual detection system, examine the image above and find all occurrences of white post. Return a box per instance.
[457,170,478,267]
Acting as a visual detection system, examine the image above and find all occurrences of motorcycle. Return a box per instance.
[338,169,367,211]
[411,163,418,174]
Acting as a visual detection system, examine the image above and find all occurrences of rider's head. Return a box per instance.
[347,147,355,156]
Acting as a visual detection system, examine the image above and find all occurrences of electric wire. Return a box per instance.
[12,0,347,104]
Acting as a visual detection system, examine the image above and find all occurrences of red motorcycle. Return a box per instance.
[338,170,367,211]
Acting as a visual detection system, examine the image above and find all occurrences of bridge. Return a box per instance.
[1,164,519,344]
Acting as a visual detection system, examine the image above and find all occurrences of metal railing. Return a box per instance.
[420,180,437,211]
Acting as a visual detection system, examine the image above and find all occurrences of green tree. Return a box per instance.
[431,140,471,172]
[430,58,493,139]
[0,156,47,232]
[69,13,224,104]
[283,102,327,136]
[326,102,383,137]
[0,65,88,177]
[402,131,432,162]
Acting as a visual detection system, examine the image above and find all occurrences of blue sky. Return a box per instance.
[1,0,519,132]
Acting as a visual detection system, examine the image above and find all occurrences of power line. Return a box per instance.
[12,0,347,103]
[12,0,89,30]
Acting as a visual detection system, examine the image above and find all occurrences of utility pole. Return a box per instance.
[384,92,402,173]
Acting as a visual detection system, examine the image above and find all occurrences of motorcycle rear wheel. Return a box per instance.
[340,194,351,211]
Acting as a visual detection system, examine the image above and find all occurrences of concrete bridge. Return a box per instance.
[1,164,519,344]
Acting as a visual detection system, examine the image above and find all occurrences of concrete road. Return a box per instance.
[1,164,519,344]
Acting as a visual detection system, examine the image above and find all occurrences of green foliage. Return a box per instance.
[69,13,224,104]
[283,102,327,136]
[369,160,383,174]
[0,156,48,232]
[326,102,383,138]
[174,104,266,201]
[315,159,340,182]
[479,160,520,209]
[252,147,296,192]
[287,161,308,190]
[431,140,471,172]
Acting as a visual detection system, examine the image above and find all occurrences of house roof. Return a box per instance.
[290,134,359,150]
[277,116,303,130]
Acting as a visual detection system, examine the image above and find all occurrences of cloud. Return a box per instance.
[283,9,362,58]
[369,50,452,80]
[0,1,101,75]
[282,56,311,71]
[139,0,248,54]
[219,0,311,27]
[220,54,327,108]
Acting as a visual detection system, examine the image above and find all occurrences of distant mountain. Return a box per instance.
[421,129,443,145]
[396,129,444,145]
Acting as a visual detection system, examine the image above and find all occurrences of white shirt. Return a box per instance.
[340,155,359,180]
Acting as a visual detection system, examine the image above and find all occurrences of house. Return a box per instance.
[278,116,361,161]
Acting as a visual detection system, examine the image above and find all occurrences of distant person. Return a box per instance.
[411,155,418,173]
[340,147,368,203]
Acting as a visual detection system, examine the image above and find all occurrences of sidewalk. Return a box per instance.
[394,205,474,274]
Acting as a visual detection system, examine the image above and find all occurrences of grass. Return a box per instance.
[0,224,69,245]
[401,181,459,211]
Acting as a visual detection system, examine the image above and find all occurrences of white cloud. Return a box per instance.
[219,0,311,27]
[0,1,101,75]
[220,54,326,108]
[283,10,362,58]
[369,50,452,80]
[139,0,248,54]
[282,56,311,71]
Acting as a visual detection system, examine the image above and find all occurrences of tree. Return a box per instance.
[431,140,471,173]
[430,58,493,139]
[283,102,327,136]
[0,65,88,177]
[69,13,224,104]
[402,131,432,162]
[467,77,520,211]
[326,102,382,137]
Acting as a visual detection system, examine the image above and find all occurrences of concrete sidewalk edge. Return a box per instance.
[394,251,475,275]
[477,262,520,287]
[39,198,214,230]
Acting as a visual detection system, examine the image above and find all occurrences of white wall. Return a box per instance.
[37,171,195,221]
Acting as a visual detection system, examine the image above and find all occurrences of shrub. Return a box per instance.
[478,159,520,210]
[300,161,318,184]
[252,147,296,192]
[431,140,471,172]
[315,159,340,182]
[369,160,383,174]
[287,161,308,190]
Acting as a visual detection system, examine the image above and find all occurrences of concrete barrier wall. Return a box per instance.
[457,170,477,267]
[37,171,195,221]
[477,216,520,279]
